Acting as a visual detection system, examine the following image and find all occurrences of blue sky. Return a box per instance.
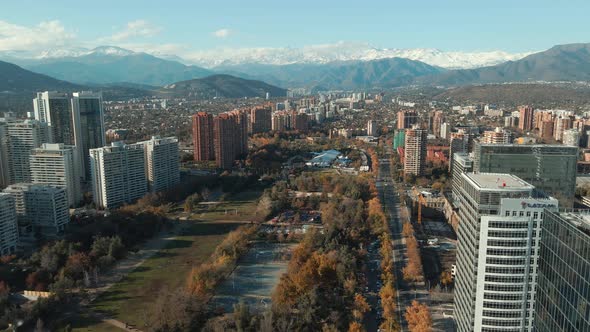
[1,0,589,55]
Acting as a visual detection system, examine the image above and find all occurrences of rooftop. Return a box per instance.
[464,173,534,191]
[557,211,590,236]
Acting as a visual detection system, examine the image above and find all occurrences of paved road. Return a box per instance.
[364,240,383,332]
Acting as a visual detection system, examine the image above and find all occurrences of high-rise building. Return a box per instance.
[562,128,581,147]
[473,142,578,207]
[481,127,512,144]
[367,120,378,136]
[450,152,473,205]
[4,183,69,235]
[393,129,405,149]
[454,173,558,332]
[30,143,81,207]
[214,113,238,169]
[192,112,215,161]
[539,120,554,139]
[140,136,180,193]
[397,110,418,129]
[271,111,291,131]
[292,113,309,131]
[403,127,427,177]
[72,91,105,179]
[5,120,50,184]
[33,91,76,145]
[519,105,535,131]
[0,121,10,189]
[553,116,573,141]
[431,110,445,137]
[0,193,18,255]
[232,110,249,155]
[250,106,272,134]
[534,210,590,331]
[89,142,146,209]
[440,122,451,139]
[448,131,470,171]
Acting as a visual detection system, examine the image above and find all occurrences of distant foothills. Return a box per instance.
[3,42,590,98]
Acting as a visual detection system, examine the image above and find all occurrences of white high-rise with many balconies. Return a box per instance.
[3,183,69,236]
[139,136,180,193]
[454,172,558,332]
[30,143,81,207]
[89,142,146,209]
[0,193,18,255]
[4,120,50,184]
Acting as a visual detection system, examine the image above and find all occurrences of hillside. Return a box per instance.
[162,74,287,98]
[24,47,212,86]
[433,83,590,107]
[218,57,443,90]
[0,60,80,93]
[419,43,590,86]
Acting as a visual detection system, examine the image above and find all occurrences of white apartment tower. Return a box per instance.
[33,91,76,145]
[5,120,50,184]
[30,143,81,207]
[3,183,69,235]
[0,121,10,189]
[90,142,147,209]
[140,136,180,193]
[0,193,18,255]
[72,91,106,179]
[403,127,427,177]
[454,173,558,332]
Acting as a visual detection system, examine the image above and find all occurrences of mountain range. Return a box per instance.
[3,43,590,93]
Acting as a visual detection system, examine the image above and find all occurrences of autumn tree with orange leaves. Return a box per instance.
[405,300,433,332]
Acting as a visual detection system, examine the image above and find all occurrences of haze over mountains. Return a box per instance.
[2,42,590,93]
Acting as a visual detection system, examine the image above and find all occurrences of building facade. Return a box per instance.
[519,105,534,131]
[367,120,378,136]
[473,142,578,208]
[0,193,18,255]
[89,142,147,209]
[403,128,427,177]
[72,91,105,179]
[30,143,81,207]
[4,183,69,235]
[192,112,215,162]
[250,106,272,134]
[454,173,558,332]
[5,120,50,184]
[140,136,180,193]
[33,91,76,145]
[534,210,590,331]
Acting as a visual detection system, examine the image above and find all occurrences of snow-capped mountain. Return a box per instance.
[184,42,533,69]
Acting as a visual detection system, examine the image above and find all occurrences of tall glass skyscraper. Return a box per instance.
[473,142,578,208]
[33,91,76,145]
[72,91,105,180]
[534,210,590,331]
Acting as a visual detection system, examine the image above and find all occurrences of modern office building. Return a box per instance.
[534,210,590,331]
[5,120,50,184]
[397,110,418,129]
[440,122,451,139]
[450,152,473,205]
[250,106,272,134]
[454,172,558,332]
[89,142,146,209]
[72,91,105,179]
[367,120,378,136]
[192,112,215,162]
[403,127,427,177]
[519,105,534,131]
[30,143,81,207]
[473,142,578,208]
[4,183,69,235]
[448,131,470,171]
[0,193,18,255]
[140,136,180,193]
[33,91,76,145]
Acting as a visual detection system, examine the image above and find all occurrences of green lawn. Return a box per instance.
[71,221,241,331]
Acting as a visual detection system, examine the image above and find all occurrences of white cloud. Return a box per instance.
[101,20,161,43]
[212,28,231,38]
[0,20,76,52]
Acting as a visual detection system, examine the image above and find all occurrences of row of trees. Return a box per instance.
[402,222,424,283]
